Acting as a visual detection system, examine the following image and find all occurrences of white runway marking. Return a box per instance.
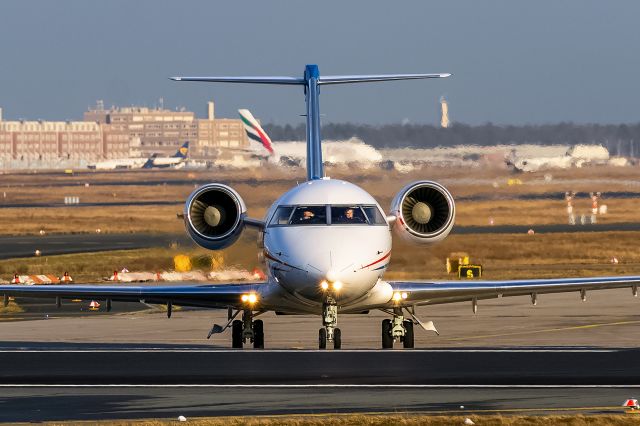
[0,348,619,353]
[1,384,639,388]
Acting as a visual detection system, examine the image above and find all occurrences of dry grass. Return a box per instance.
[0,301,24,314]
[28,414,640,426]
[0,231,638,283]
[0,233,262,282]
[1,165,640,235]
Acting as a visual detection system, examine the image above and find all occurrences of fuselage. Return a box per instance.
[262,178,392,307]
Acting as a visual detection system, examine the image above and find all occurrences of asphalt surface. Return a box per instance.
[0,233,190,259]
[2,221,638,260]
[0,385,634,422]
[2,288,640,421]
[0,346,639,385]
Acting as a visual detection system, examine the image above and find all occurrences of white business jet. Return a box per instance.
[2,65,640,350]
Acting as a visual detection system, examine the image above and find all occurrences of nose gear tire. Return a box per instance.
[319,328,327,349]
[333,327,342,349]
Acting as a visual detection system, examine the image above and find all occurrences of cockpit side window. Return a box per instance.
[331,206,367,225]
[289,206,327,225]
[362,206,387,225]
[269,206,295,225]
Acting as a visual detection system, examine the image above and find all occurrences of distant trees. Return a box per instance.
[262,122,640,157]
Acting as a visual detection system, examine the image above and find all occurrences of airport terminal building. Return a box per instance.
[0,102,248,168]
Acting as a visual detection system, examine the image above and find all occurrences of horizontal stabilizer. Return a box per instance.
[170,76,305,85]
[170,73,451,86]
[318,73,451,85]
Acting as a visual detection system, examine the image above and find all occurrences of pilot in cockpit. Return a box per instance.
[338,207,365,224]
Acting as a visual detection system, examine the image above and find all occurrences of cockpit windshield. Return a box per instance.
[289,206,327,225]
[269,205,387,227]
[331,206,367,224]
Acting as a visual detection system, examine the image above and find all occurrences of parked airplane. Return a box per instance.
[87,142,189,170]
[143,141,190,169]
[3,65,640,350]
[239,109,275,156]
[239,109,383,167]
[87,157,148,170]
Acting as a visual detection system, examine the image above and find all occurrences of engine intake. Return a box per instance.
[184,183,247,250]
[390,181,455,244]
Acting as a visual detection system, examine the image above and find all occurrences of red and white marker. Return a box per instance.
[623,399,639,410]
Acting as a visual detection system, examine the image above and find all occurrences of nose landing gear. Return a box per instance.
[319,299,341,349]
[382,307,414,349]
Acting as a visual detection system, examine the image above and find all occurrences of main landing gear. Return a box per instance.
[231,309,264,349]
[382,307,414,349]
[207,307,264,349]
[319,299,341,350]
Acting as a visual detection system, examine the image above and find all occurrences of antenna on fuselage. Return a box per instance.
[170,65,450,181]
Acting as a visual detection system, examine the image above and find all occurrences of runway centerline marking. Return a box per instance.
[441,320,640,342]
[0,348,619,353]
[2,384,640,388]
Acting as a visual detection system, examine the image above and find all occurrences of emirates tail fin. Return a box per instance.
[238,109,274,156]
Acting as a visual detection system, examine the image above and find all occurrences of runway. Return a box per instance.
[2,289,640,421]
[0,346,639,385]
[0,347,637,422]
[0,385,634,422]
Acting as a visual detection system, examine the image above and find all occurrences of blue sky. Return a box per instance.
[1,0,639,125]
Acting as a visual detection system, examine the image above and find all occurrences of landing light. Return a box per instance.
[332,281,343,291]
[241,293,258,304]
[393,292,409,302]
[320,280,329,290]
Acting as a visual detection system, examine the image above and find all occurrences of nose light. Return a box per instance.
[320,279,343,292]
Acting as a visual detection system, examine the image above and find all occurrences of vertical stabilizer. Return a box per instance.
[173,142,189,158]
[171,66,449,181]
[238,109,275,155]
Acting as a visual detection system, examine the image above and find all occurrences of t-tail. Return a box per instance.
[238,109,275,156]
[171,65,450,180]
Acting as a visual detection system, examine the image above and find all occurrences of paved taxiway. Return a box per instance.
[1,346,639,385]
[0,233,189,259]
[3,221,638,260]
[0,386,635,422]
[2,288,639,421]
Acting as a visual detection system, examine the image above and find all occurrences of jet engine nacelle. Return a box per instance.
[390,181,455,245]
[184,183,247,250]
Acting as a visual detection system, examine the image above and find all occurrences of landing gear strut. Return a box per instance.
[231,309,264,349]
[381,307,414,349]
[319,299,341,349]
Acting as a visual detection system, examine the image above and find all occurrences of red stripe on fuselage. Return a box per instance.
[361,252,391,269]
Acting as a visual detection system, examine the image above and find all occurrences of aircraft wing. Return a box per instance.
[0,282,267,309]
[388,276,640,307]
